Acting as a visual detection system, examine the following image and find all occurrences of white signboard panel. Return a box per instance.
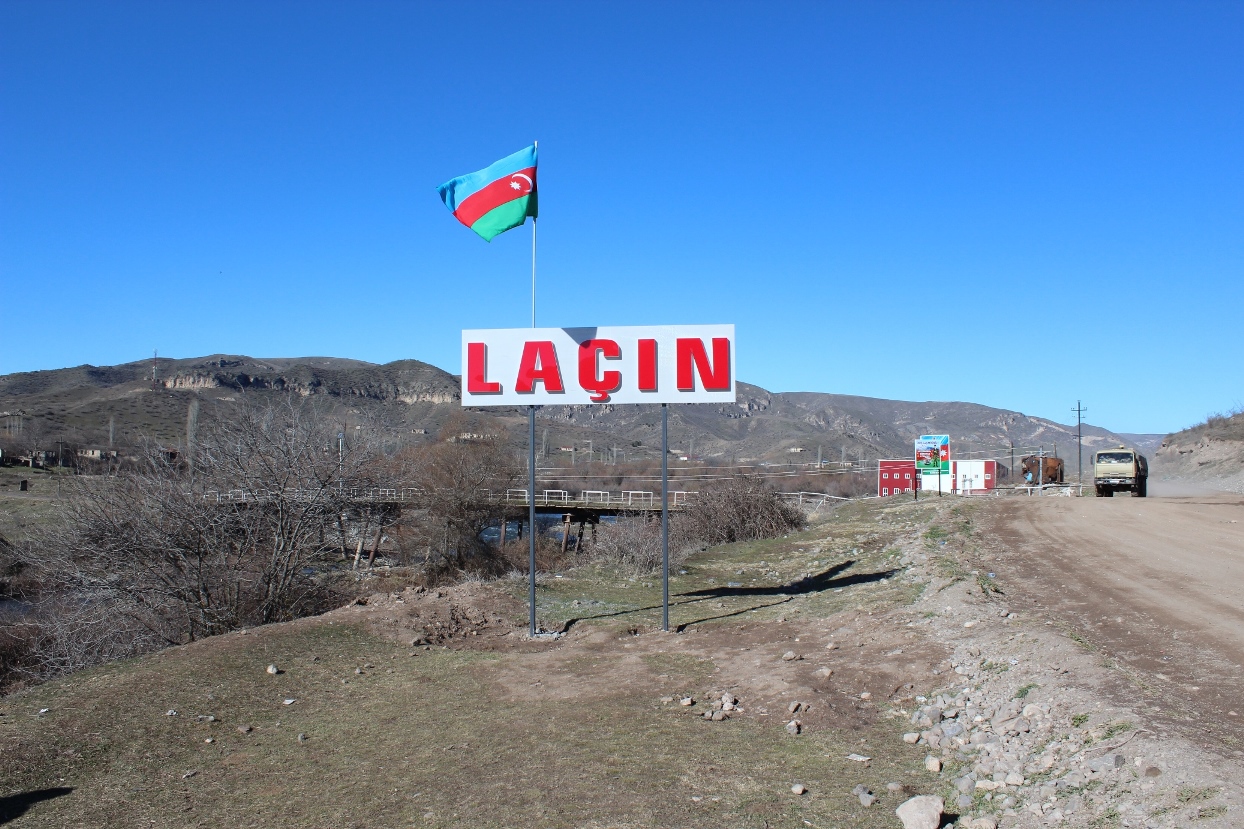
[461,325,735,406]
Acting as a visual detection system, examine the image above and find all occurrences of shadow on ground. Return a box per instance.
[558,560,899,633]
[0,788,73,825]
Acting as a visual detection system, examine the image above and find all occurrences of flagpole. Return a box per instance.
[528,140,538,637]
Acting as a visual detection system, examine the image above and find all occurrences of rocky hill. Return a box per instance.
[0,354,1159,471]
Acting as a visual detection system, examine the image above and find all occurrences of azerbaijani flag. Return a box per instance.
[437,144,538,242]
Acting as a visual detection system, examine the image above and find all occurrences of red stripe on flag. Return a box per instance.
[453,166,537,228]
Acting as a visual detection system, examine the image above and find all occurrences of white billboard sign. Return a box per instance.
[461,324,735,406]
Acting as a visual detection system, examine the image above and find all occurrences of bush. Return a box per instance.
[681,475,806,545]
[591,516,695,576]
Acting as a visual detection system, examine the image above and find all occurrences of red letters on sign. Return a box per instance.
[466,342,501,394]
[578,339,622,403]
[637,339,657,392]
[515,341,564,393]
[676,337,731,391]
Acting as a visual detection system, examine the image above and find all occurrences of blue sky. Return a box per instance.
[2,2,1241,434]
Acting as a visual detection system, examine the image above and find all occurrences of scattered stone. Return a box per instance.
[782,650,800,661]
[846,753,872,763]
[788,701,803,714]
[858,791,876,807]
[659,696,674,704]
[791,783,807,795]
[925,755,942,773]
[204,738,213,744]
[181,770,197,779]
[887,782,905,793]
[969,818,998,829]
[786,719,802,735]
[814,667,833,678]
[860,691,872,700]
[283,698,296,706]
[355,667,364,675]
[1004,771,1024,786]
[721,693,737,706]
[903,732,921,744]
[826,641,839,650]
[266,664,280,675]
[166,709,177,717]
[680,697,695,706]
[297,733,307,742]
[237,725,252,734]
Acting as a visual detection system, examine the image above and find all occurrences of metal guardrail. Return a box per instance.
[200,486,858,508]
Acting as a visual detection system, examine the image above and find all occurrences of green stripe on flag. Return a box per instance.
[469,194,537,242]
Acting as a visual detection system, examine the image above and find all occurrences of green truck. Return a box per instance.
[1093,446,1148,497]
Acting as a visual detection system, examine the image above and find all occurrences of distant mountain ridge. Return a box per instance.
[0,355,1162,468]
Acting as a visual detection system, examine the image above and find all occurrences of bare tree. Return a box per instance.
[16,396,385,680]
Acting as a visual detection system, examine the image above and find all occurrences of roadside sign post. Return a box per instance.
[461,324,736,633]
[915,435,950,498]
[661,403,669,631]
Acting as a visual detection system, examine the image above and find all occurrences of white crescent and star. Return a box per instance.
[509,173,534,193]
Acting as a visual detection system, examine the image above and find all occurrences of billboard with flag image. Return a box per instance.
[915,434,950,474]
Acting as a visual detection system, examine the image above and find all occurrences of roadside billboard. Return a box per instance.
[461,324,736,407]
[915,434,950,475]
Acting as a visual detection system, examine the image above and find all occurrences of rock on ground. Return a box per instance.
[895,794,944,829]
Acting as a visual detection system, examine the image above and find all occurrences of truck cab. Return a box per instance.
[1093,445,1148,498]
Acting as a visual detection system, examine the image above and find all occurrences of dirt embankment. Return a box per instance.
[1153,411,1244,494]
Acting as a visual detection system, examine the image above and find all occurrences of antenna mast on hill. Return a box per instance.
[151,349,159,390]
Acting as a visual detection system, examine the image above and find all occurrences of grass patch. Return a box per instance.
[1100,721,1134,740]
[1014,683,1038,700]
[1177,786,1220,805]
[980,660,1009,675]
[1088,806,1121,828]
[1194,804,1228,820]
[975,572,1002,595]
[1065,628,1095,651]
[1072,713,1090,728]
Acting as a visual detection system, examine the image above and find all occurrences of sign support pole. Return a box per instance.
[661,402,669,632]
[528,405,537,636]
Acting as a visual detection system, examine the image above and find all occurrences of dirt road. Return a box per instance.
[987,491,1244,752]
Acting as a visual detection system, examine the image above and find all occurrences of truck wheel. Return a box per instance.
[1101,488,1113,498]
[1137,479,1147,498]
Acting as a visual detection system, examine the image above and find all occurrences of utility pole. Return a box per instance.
[817,444,822,469]
[1071,401,1087,485]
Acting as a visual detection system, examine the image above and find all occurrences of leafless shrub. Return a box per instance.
[590,516,695,576]
[681,475,805,545]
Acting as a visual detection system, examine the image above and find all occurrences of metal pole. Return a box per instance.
[529,406,537,636]
[531,143,537,329]
[527,171,538,636]
[661,403,669,632]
